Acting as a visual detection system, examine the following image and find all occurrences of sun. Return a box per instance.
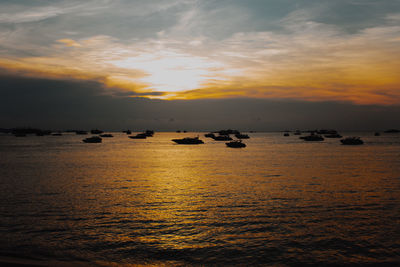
[109,51,223,93]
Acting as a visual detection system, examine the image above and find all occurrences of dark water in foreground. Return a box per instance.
[0,132,399,266]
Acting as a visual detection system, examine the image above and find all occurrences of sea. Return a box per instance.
[0,132,399,266]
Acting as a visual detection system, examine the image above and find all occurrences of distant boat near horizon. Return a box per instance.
[75,130,88,135]
[226,140,246,148]
[144,130,154,137]
[91,129,104,134]
[235,133,250,139]
[129,133,147,139]
[340,137,364,145]
[172,136,204,144]
[324,133,343,138]
[100,134,113,137]
[212,135,232,141]
[205,132,216,138]
[302,134,324,141]
[82,136,102,143]
[384,129,400,133]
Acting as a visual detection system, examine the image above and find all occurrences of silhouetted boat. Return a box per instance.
[226,140,246,148]
[144,130,154,137]
[205,132,215,138]
[317,129,338,135]
[123,130,132,134]
[340,137,364,145]
[303,134,324,141]
[384,129,400,133]
[100,134,113,137]
[212,135,232,141]
[83,136,102,143]
[129,133,147,139]
[283,132,290,137]
[235,133,250,139]
[176,130,181,133]
[218,129,239,135]
[91,129,103,134]
[12,128,50,136]
[324,133,342,138]
[76,130,88,135]
[172,137,204,144]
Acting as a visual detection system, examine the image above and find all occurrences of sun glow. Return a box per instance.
[109,52,225,93]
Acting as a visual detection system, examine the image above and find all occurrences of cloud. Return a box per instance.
[0,1,109,23]
[57,39,81,47]
[1,72,400,131]
[0,1,399,104]
[0,6,65,23]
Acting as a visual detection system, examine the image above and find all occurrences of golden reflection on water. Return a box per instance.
[68,133,399,252]
[0,132,399,265]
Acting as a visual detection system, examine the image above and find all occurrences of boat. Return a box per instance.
[12,128,50,136]
[144,130,154,137]
[324,133,342,138]
[340,137,364,145]
[123,130,132,134]
[100,134,113,137]
[205,132,216,138]
[129,133,147,139]
[172,136,204,144]
[316,129,338,135]
[235,133,250,139]
[212,135,232,141]
[283,132,290,137]
[91,129,104,134]
[384,129,400,133]
[218,129,239,135]
[75,130,88,135]
[303,134,324,141]
[226,140,246,148]
[83,136,102,143]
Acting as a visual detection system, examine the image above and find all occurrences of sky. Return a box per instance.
[1,0,400,130]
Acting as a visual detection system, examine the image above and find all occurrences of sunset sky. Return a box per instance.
[1,0,400,130]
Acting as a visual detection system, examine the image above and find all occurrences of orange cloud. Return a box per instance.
[1,17,400,105]
[57,39,81,47]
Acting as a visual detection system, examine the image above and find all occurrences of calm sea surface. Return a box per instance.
[0,132,399,266]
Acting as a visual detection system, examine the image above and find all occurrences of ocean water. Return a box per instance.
[0,132,399,266]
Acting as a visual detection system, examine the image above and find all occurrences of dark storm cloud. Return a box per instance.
[1,73,399,131]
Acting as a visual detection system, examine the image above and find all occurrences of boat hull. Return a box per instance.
[172,138,204,144]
